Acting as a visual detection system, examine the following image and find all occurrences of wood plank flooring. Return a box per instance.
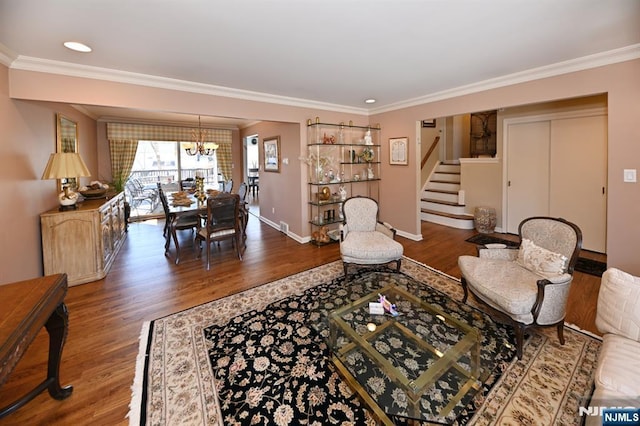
[0,213,604,425]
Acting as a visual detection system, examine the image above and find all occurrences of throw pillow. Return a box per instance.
[517,238,568,276]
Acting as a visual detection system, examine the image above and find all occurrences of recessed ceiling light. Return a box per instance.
[364,98,376,104]
[64,41,92,53]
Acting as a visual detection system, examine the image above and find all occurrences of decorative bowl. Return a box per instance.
[79,188,107,199]
[318,186,331,201]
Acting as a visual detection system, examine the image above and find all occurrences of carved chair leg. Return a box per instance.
[514,324,525,360]
[557,321,565,345]
[460,277,469,303]
[343,262,349,277]
[395,259,402,272]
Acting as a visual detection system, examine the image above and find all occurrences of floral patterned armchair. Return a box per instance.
[340,196,404,277]
[458,216,582,359]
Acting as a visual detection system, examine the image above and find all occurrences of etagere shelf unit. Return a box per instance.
[305,119,381,245]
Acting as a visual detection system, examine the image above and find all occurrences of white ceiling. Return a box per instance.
[1,0,639,126]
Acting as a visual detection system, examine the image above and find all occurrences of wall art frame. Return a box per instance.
[263,136,281,172]
[389,137,409,165]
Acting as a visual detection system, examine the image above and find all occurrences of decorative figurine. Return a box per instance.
[364,129,373,145]
[338,185,347,201]
[378,294,400,317]
[367,166,374,179]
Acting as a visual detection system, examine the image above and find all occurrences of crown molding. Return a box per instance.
[370,44,640,114]
[0,43,17,67]
[10,55,368,116]
[7,44,640,116]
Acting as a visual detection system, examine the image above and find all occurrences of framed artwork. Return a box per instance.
[422,119,436,128]
[56,113,79,190]
[389,137,408,165]
[263,136,281,172]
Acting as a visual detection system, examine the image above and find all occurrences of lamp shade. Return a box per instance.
[41,152,91,180]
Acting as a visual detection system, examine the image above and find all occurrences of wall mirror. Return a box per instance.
[56,113,79,190]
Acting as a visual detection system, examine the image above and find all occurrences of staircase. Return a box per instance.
[420,161,475,229]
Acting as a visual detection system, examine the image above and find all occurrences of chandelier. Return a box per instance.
[184,116,218,156]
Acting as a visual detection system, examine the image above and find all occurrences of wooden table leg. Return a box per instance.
[171,218,181,264]
[45,303,74,400]
[0,302,72,419]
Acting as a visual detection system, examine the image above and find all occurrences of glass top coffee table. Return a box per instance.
[329,283,484,425]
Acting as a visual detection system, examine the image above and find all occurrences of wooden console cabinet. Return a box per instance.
[40,192,126,286]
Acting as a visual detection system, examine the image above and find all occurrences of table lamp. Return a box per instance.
[42,152,91,210]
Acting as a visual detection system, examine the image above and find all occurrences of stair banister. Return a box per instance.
[421,136,440,169]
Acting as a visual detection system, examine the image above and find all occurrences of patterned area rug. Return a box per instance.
[128,258,601,425]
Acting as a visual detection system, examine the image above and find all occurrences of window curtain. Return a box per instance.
[106,122,233,182]
[109,139,139,192]
[216,143,232,181]
[106,122,232,144]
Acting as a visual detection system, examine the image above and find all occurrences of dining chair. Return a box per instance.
[248,168,259,197]
[196,193,243,270]
[158,186,199,259]
[223,179,233,193]
[179,177,195,191]
[237,182,249,240]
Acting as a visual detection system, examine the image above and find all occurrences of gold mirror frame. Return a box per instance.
[56,114,79,191]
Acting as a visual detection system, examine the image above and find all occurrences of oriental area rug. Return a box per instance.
[128,258,601,425]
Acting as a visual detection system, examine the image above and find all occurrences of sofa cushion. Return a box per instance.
[458,256,540,324]
[340,231,403,265]
[596,268,640,342]
[517,238,568,278]
[594,333,640,396]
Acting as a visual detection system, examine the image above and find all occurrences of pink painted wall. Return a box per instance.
[372,59,640,274]
[240,121,304,235]
[0,65,98,284]
[3,58,639,283]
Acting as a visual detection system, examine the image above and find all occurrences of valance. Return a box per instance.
[106,122,232,144]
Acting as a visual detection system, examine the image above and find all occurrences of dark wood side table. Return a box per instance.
[0,273,73,418]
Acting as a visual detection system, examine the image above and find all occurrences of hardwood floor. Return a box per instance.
[0,215,604,425]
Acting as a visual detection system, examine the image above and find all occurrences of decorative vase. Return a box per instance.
[474,206,497,233]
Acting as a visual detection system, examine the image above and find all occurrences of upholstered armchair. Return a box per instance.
[339,196,404,277]
[458,216,582,359]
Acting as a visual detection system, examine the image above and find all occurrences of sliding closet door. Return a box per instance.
[506,121,550,234]
[550,115,607,252]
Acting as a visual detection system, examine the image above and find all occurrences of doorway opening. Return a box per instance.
[245,135,260,218]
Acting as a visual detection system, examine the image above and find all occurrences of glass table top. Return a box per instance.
[328,283,485,425]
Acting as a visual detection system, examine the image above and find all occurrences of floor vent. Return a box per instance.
[279,221,289,234]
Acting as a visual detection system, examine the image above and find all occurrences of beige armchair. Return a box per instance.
[458,216,582,359]
[340,196,404,277]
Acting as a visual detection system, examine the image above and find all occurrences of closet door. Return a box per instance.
[550,115,607,252]
[506,121,550,234]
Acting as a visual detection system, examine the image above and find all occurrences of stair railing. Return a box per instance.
[421,136,440,170]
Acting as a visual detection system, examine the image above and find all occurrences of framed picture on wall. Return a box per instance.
[422,119,436,128]
[263,136,281,172]
[389,137,408,165]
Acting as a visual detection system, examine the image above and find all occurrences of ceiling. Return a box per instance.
[1,0,639,126]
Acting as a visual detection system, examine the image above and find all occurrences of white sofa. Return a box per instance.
[586,267,640,426]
